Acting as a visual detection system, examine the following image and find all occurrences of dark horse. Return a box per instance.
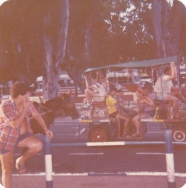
[30,93,79,134]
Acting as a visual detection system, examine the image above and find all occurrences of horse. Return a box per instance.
[30,93,79,134]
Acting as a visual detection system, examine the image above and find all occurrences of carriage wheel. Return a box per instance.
[172,126,186,142]
[89,125,109,142]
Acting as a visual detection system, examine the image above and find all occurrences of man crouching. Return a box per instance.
[0,82,53,188]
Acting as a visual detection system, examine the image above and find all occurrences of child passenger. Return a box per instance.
[106,85,130,138]
[108,77,137,118]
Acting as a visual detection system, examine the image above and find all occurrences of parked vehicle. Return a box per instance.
[35,71,81,96]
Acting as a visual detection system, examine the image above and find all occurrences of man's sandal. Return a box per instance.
[132,133,141,138]
[121,134,132,138]
[15,162,27,174]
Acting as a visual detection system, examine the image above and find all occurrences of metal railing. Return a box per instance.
[44,129,181,188]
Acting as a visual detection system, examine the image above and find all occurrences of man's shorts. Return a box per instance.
[121,107,129,114]
[155,93,170,100]
[0,148,10,155]
[145,110,155,117]
[92,96,105,102]
[17,132,33,143]
[0,132,33,155]
[109,111,118,118]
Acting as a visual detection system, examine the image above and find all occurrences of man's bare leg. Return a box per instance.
[131,113,148,136]
[85,89,91,102]
[121,112,130,135]
[164,95,179,118]
[182,90,186,98]
[85,89,96,103]
[123,118,130,135]
[131,115,141,135]
[171,90,186,103]
[117,114,130,135]
[0,151,13,188]
[16,136,43,173]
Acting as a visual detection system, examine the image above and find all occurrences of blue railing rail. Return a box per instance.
[44,129,179,188]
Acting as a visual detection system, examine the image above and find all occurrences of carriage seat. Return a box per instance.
[154,99,172,105]
[89,99,107,118]
[91,101,106,108]
[120,94,134,107]
[153,99,173,119]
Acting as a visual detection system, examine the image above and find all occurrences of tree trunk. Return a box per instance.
[152,0,169,57]
[152,0,186,86]
[65,25,91,94]
[42,0,69,100]
[43,34,59,99]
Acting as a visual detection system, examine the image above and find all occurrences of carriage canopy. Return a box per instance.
[84,56,177,73]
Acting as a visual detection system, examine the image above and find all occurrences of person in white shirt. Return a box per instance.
[154,62,186,118]
[84,73,107,107]
[96,70,109,93]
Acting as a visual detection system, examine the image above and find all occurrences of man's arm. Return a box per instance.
[144,96,155,106]
[136,91,154,106]
[165,62,176,81]
[31,110,53,139]
[84,74,92,89]
[171,87,186,91]
[8,99,33,129]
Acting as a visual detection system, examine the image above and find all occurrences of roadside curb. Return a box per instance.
[11,174,186,188]
[11,172,186,178]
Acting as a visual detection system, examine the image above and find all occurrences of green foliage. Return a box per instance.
[0,0,66,84]
[65,0,156,73]
[94,0,155,64]
[0,0,185,87]
[0,0,45,83]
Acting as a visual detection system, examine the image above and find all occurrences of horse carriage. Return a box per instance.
[77,56,186,142]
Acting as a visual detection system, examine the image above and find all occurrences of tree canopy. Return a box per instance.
[0,0,69,98]
[0,0,186,96]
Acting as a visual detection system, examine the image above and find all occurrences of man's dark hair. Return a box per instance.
[164,66,171,74]
[109,85,117,92]
[89,72,97,79]
[9,82,29,99]
[142,81,153,92]
[108,77,116,82]
[90,74,97,79]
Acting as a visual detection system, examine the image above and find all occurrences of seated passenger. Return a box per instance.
[106,85,130,138]
[96,70,109,93]
[84,73,107,107]
[108,77,124,92]
[108,77,137,118]
[154,62,186,118]
[116,87,137,118]
[131,82,155,137]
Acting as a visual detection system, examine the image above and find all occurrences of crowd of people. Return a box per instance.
[83,62,186,138]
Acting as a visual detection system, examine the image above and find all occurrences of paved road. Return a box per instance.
[19,117,186,175]
[1,117,186,188]
[9,142,186,175]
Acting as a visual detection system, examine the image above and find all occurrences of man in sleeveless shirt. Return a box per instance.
[154,62,186,118]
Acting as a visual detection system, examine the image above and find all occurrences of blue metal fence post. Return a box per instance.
[165,129,176,188]
[44,135,53,188]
